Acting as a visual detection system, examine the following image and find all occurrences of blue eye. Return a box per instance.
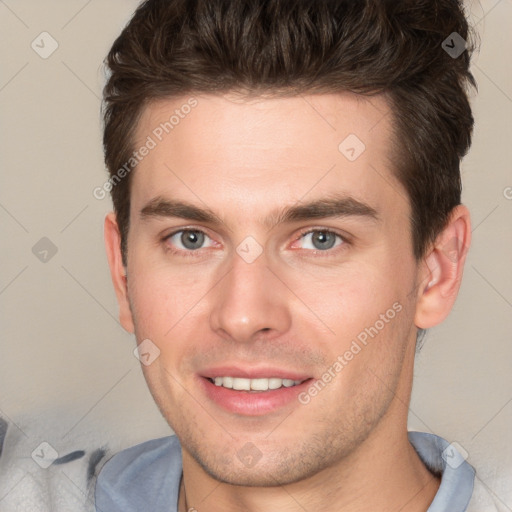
[299,230,344,251]
[165,229,213,251]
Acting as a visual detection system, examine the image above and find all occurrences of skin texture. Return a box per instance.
[104,92,471,511]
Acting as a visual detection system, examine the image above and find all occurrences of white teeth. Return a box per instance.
[212,376,303,391]
[232,377,251,390]
[268,378,282,390]
[250,378,268,391]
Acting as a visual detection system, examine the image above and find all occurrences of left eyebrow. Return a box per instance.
[267,196,380,229]
[139,194,380,229]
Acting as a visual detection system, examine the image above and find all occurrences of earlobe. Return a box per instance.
[104,212,135,333]
[414,205,471,329]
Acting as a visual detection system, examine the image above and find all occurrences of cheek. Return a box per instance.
[127,259,205,333]
[297,264,403,329]
[313,297,412,420]
[128,275,174,339]
[294,258,416,380]
[127,261,219,381]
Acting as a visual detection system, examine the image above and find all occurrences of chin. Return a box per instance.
[187,440,343,488]
[198,461,304,488]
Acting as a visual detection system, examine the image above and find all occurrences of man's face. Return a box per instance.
[121,92,423,485]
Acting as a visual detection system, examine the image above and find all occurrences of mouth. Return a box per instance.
[198,368,314,416]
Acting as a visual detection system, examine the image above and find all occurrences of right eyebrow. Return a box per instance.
[140,197,223,225]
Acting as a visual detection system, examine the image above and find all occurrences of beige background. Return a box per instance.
[0,0,511,507]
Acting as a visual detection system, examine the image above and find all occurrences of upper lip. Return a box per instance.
[200,365,311,381]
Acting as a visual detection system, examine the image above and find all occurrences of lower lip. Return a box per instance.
[199,377,313,416]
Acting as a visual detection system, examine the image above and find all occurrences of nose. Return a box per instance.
[209,248,292,344]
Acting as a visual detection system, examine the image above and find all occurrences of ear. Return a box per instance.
[414,205,471,329]
[104,212,135,333]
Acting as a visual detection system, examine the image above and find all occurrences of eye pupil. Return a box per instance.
[181,230,204,250]
[312,231,336,250]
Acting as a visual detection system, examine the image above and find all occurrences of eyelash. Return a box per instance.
[162,227,349,258]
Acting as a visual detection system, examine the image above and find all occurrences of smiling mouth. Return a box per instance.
[207,376,309,392]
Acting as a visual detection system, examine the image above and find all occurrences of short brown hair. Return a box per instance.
[102,0,476,265]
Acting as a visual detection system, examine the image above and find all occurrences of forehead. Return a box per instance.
[130,92,405,217]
